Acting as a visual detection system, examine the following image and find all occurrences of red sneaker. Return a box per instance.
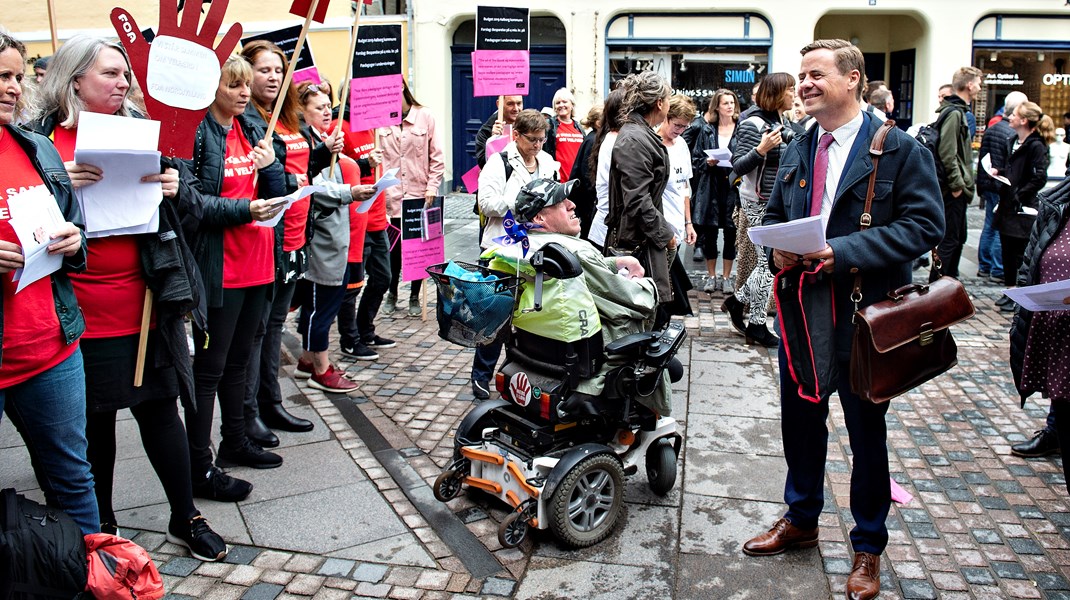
[309,365,359,393]
[295,357,312,379]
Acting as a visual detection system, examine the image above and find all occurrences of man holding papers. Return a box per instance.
[742,40,943,600]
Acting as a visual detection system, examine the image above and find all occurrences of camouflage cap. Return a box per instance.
[513,178,576,223]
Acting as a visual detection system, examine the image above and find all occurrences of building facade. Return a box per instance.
[5,0,1070,185]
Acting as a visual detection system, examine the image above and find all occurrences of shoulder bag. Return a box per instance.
[849,121,976,403]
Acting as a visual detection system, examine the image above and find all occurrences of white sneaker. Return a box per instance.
[722,275,736,295]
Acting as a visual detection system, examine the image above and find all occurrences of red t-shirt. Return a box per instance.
[339,157,368,263]
[0,129,77,387]
[333,121,388,232]
[221,126,273,288]
[53,126,148,339]
[554,120,584,180]
[278,126,311,252]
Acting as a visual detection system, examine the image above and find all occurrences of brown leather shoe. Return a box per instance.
[742,518,819,556]
[845,552,880,600]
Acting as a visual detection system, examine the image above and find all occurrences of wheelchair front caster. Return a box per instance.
[498,510,529,548]
[433,469,464,502]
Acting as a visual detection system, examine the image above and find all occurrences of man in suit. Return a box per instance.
[741,39,944,600]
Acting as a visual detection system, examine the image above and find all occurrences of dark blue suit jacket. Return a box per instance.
[764,112,945,360]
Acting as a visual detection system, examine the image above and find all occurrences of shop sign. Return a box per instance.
[1043,73,1070,86]
[725,69,756,84]
[984,73,1025,87]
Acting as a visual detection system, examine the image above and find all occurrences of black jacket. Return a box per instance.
[732,109,785,203]
[690,117,738,229]
[180,112,287,308]
[994,131,1051,239]
[0,124,87,367]
[1009,177,1070,401]
[976,118,1014,193]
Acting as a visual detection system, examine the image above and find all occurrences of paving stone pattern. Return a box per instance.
[8,200,1070,598]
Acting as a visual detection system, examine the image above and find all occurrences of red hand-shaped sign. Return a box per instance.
[112,0,242,159]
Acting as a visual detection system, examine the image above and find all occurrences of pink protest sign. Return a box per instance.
[292,66,321,86]
[348,73,404,131]
[460,165,481,193]
[400,198,445,282]
[485,134,510,159]
[472,50,529,97]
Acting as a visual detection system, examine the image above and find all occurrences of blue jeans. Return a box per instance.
[977,191,1003,277]
[1,349,99,535]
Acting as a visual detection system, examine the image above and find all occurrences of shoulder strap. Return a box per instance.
[851,120,897,311]
[500,149,513,181]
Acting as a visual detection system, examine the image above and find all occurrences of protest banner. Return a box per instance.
[347,24,404,132]
[242,25,321,87]
[401,197,445,289]
[111,0,243,159]
[472,6,529,97]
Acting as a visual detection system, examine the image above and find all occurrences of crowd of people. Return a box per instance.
[5,21,1070,598]
[0,29,443,563]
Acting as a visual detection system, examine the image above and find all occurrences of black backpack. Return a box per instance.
[915,105,964,186]
[0,488,88,600]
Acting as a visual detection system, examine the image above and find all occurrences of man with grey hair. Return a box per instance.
[977,91,1028,283]
[868,87,893,121]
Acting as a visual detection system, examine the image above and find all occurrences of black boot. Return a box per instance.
[245,416,279,448]
[745,323,779,348]
[259,401,314,433]
[720,295,746,336]
[1011,429,1060,457]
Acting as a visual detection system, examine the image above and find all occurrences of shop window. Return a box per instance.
[973,48,1070,124]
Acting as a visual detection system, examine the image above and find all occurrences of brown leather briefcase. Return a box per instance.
[850,277,975,403]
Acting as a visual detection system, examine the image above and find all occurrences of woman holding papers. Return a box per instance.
[0,32,97,536]
[379,81,445,318]
[722,72,796,348]
[690,89,739,295]
[1009,177,1070,495]
[994,102,1055,303]
[182,56,289,483]
[239,42,349,432]
[30,35,228,560]
[294,82,375,388]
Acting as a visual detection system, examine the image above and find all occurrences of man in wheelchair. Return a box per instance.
[485,178,675,418]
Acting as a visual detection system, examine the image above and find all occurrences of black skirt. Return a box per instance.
[81,332,179,413]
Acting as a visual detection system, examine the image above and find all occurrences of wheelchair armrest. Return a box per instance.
[604,331,659,358]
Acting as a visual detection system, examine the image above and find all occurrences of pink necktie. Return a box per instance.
[810,133,834,217]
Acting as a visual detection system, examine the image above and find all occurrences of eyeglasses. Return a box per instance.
[520,133,547,145]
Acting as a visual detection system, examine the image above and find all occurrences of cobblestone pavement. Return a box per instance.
[6,200,1070,599]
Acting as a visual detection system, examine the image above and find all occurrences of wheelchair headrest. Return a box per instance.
[531,242,582,280]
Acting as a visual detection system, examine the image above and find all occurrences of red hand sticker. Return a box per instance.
[111,0,242,159]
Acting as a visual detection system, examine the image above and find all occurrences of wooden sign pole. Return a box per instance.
[328,1,365,176]
[264,0,320,141]
[47,0,60,53]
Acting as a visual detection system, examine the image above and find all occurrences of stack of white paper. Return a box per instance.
[74,112,163,237]
[7,186,66,293]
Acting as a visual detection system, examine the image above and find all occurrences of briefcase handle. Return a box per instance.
[887,282,930,302]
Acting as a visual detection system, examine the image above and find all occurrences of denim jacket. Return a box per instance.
[1,125,87,366]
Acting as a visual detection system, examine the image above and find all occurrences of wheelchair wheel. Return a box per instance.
[498,510,529,548]
[646,442,677,496]
[433,469,464,502]
[547,454,624,548]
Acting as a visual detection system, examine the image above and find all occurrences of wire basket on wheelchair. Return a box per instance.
[426,262,519,348]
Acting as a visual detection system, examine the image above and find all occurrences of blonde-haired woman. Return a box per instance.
[181,55,289,493]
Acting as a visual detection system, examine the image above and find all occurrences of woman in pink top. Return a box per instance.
[379,81,445,316]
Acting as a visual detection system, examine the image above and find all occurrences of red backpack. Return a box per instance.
[84,533,164,600]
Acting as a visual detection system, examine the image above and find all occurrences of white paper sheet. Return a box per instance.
[980,154,1012,186]
[144,35,221,111]
[704,147,733,168]
[86,209,160,239]
[356,168,401,214]
[257,185,325,228]
[747,214,827,255]
[1003,279,1070,312]
[7,187,66,293]
[74,113,163,233]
